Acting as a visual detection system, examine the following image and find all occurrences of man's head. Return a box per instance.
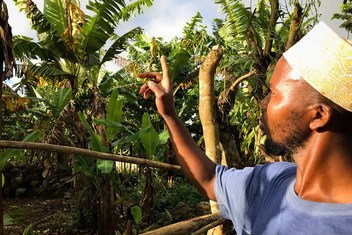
[260,22,352,157]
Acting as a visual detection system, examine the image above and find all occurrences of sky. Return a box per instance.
[6,0,347,41]
[5,0,346,84]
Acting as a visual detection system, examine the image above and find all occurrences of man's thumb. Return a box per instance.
[147,81,162,96]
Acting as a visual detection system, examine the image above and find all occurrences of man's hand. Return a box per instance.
[138,56,176,118]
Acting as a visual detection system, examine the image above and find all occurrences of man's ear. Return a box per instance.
[309,104,333,131]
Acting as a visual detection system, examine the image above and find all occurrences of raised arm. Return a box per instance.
[139,56,217,200]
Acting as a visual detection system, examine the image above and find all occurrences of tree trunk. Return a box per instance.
[199,45,224,235]
[285,2,303,50]
[140,167,153,223]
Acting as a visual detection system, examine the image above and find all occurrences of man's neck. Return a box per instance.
[293,132,352,203]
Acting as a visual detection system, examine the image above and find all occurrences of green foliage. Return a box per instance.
[140,113,159,158]
[106,90,123,142]
[333,1,352,32]
[13,36,53,61]
[14,0,51,34]
[78,112,113,173]
[75,156,94,177]
[43,0,66,35]
[3,213,15,225]
[22,225,35,235]
[97,158,114,173]
[158,130,170,145]
[131,205,142,225]
[83,0,125,53]
[120,0,154,21]
[101,27,143,64]
[5,207,31,225]
[51,88,72,116]
[151,178,205,226]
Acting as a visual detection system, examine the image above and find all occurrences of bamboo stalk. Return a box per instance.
[140,213,222,235]
[0,141,181,171]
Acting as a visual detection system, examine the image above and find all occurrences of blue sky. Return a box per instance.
[6,0,347,40]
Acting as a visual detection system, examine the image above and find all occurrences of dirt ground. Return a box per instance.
[3,198,90,235]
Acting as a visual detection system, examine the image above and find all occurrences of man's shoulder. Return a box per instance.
[259,161,296,173]
[254,161,296,182]
[261,162,296,176]
[216,161,296,180]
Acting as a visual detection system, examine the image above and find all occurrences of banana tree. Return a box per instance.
[12,0,151,146]
[11,0,153,233]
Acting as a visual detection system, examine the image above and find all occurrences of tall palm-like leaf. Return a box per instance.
[83,0,153,53]
[101,27,143,64]
[13,36,55,61]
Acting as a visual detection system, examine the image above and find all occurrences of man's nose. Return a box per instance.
[261,94,269,110]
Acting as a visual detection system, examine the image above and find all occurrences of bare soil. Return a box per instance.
[3,198,90,235]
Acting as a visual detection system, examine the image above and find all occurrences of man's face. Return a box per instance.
[260,57,312,156]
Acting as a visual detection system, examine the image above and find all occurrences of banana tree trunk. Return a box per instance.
[199,45,223,235]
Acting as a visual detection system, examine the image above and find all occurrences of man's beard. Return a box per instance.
[261,111,310,157]
[263,138,289,156]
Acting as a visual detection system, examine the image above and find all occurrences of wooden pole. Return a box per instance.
[0,140,181,171]
[140,213,223,235]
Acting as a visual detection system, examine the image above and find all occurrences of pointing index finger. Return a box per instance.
[160,56,172,92]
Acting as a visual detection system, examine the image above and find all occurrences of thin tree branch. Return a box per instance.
[228,69,257,92]
[0,141,181,171]
[264,0,279,55]
[218,69,257,107]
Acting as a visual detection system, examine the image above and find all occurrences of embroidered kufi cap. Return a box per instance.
[283,22,352,111]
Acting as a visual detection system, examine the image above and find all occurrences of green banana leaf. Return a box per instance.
[106,90,123,142]
[140,113,159,158]
[78,112,113,174]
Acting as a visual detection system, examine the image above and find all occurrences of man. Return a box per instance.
[139,22,352,234]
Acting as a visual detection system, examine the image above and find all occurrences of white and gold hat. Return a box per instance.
[283,22,352,112]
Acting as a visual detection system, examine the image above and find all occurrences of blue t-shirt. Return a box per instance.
[214,162,352,234]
